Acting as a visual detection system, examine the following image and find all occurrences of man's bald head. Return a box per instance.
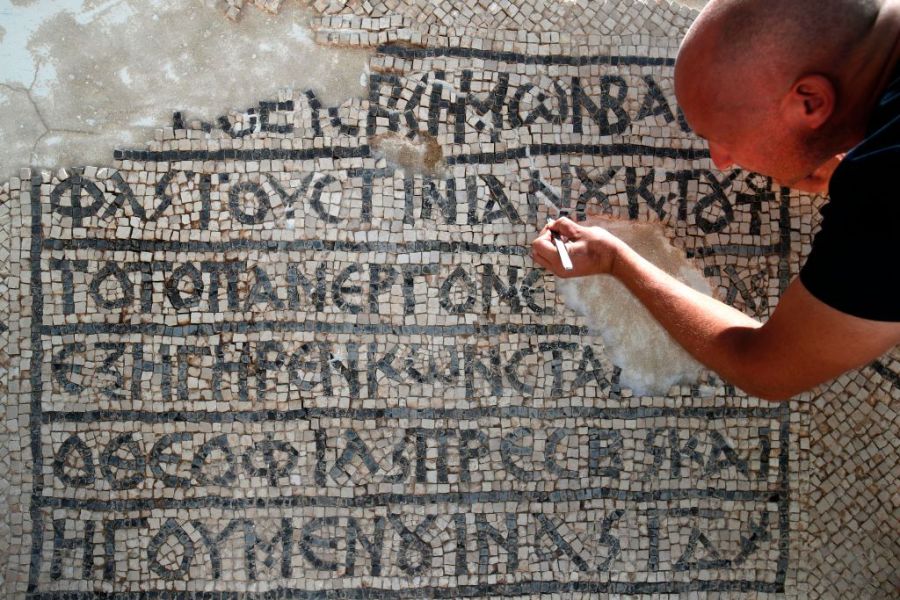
[680,0,880,97]
[675,0,894,190]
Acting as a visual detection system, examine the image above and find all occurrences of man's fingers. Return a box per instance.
[531,234,558,261]
[530,250,558,274]
[532,228,553,248]
[549,216,581,239]
[530,252,549,269]
[531,236,555,263]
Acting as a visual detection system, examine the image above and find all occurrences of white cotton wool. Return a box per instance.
[555,220,712,396]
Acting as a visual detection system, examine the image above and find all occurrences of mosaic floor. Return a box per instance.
[0,1,897,598]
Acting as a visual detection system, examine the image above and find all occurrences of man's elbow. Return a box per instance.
[728,372,804,402]
[718,330,805,402]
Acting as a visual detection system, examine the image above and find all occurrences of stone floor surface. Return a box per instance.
[0,1,897,599]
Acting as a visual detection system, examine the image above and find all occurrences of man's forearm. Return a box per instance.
[533,217,900,401]
[610,242,765,393]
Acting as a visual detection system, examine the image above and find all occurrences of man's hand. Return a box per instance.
[531,217,626,278]
[529,216,900,401]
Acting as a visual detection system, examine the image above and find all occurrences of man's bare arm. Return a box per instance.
[532,218,900,401]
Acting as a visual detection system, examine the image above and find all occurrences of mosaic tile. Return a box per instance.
[0,1,896,598]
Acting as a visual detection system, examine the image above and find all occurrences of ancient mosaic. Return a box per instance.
[0,0,897,598]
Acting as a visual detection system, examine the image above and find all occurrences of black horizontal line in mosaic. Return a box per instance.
[43,239,792,258]
[38,486,786,510]
[40,322,591,337]
[686,243,784,258]
[40,404,789,423]
[111,143,711,163]
[42,238,533,255]
[28,578,785,599]
[375,44,679,68]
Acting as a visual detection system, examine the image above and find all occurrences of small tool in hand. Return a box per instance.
[546,217,574,271]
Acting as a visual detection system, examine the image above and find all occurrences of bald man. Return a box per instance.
[532,0,900,401]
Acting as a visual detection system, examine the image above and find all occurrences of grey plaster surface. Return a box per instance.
[0,0,371,182]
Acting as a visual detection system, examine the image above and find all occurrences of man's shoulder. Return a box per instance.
[835,65,900,184]
[828,115,900,205]
[798,61,900,322]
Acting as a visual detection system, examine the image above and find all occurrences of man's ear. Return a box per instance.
[783,74,836,129]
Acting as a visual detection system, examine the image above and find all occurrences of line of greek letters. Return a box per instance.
[48,260,550,317]
[46,165,777,235]
[51,341,614,401]
[50,425,773,490]
[175,101,297,139]
[201,73,689,142]
[47,508,775,582]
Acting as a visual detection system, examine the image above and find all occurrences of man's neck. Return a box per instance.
[833,0,900,148]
